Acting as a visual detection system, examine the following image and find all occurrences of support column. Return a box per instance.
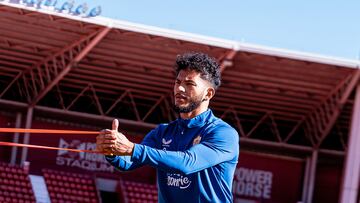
[20,107,33,164]
[301,157,311,202]
[305,150,318,203]
[10,112,22,164]
[339,84,360,203]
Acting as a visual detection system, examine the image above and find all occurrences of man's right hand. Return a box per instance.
[96,119,134,156]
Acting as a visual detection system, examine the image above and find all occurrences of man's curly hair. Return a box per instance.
[174,52,221,90]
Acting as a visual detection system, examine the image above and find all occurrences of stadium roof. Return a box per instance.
[0,2,359,155]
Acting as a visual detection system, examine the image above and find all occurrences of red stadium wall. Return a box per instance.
[313,160,343,203]
[0,112,17,163]
[233,151,304,203]
[26,117,156,184]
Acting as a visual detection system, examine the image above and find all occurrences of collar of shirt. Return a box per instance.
[177,109,215,128]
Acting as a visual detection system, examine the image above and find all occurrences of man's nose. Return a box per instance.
[177,84,185,92]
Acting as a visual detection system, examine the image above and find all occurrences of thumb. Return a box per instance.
[112,119,119,131]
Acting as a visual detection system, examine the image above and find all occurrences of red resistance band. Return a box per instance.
[0,128,101,154]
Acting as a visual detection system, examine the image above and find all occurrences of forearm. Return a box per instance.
[131,143,235,175]
[105,155,143,171]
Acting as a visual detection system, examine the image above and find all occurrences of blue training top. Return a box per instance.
[106,109,239,203]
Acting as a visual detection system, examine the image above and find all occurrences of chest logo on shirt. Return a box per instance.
[162,138,172,145]
[192,135,202,146]
[162,138,172,150]
[167,173,191,189]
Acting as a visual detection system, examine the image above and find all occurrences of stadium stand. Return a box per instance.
[2,1,360,202]
[42,168,100,203]
[118,180,158,203]
[0,162,36,203]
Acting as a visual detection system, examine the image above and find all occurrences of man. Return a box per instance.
[96,52,239,203]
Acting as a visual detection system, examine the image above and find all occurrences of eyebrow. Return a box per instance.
[176,78,196,83]
[185,80,196,83]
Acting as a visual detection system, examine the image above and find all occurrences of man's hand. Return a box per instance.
[96,119,135,156]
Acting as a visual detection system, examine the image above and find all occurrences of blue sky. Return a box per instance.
[65,0,360,60]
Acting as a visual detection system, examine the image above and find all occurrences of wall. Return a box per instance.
[233,151,304,203]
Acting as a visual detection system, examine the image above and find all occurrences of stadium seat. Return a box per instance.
[0,162,36,202]
[118,180,158,203]
[42,168,100,203]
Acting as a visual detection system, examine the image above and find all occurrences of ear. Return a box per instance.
[204,87,215,101]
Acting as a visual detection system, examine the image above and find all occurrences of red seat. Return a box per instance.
[55,174,62,180]
[42,168,100,203]
[49,192,55,198]
[10,168,17,173]
[0,162,36,203]
[5,197,11,203]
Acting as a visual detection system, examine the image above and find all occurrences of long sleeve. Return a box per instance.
[105,126,160,171]
[131,125,239,175]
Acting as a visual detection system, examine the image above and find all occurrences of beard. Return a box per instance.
[173,94,204,113]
